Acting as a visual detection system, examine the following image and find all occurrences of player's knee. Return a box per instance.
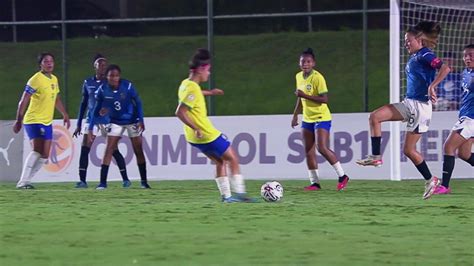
[443,142,456,156]
[403,147,417,159]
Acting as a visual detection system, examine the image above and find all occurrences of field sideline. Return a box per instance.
[0,180,472,265]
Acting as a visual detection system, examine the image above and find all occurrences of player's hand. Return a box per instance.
[99,108,109,116]
[194,129,203,139]
[291,116,299,128]
[137,122,145,133]
[12,120,22,134]
[63,114,71,129]
[211,88,224,95]
[72,127,82,138]
[428,85,437,103]
[295,90,306,98]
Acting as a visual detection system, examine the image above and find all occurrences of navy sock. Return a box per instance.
[371,137,381,156]
[442,155,455,188]
[100,164,109,184]
[415,160,432,180]
[465,153,474,166]
[138,163,147,182]
[79,146,91,182]
[112,150,129,181]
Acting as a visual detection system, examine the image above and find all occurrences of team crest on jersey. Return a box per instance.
[306,85,312,91]
[187,94,195,101]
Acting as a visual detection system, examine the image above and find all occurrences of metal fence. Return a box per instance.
[0,0,389,114]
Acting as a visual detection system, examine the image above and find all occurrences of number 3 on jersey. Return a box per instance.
[114,101,121,111]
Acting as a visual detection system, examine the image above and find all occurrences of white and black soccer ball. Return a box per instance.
[260,181,283,202]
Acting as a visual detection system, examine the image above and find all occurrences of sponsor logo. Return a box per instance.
[44,125,74,173]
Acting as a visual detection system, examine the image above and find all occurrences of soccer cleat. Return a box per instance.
[222,196,240,203]
[433,185,451,195]
[96,183,107,190]
[337,175,350,191]
[423,176,440,200]
[122,180,132,188]
[356,155,383,167]
[75,181,88,188]
[140,181,151,189]
[17,184,35,189]
[234,193,258,203]
[304,183,321,191]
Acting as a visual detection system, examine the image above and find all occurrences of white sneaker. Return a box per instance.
[356,155,383,167]
[423,176,440,200]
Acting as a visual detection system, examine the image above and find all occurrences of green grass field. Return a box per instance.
[0,30,389,119]
[1,180,472,266]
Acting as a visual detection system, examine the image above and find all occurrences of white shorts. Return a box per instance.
[82,123,108,137]
[452,116,474,139]
[108,123,141,138]
[393,99,432,133]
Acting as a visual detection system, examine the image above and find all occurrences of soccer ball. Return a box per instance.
[260,181,283,202]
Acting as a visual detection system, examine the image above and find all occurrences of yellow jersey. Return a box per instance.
[296,70,332,122]
[23,72,60,125]
[178,79,221,144]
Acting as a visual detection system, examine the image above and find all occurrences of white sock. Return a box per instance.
[230,174,246,194]
[17,151,41,187]
[308,169,320,184]
[332,162,345,177]
[30,158,47,179]
[215,176,232,198]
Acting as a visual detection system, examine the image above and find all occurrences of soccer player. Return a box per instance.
[72,54,130,188]
[291,48,350,191]
[89,64,150,189]
[356,21,451,199]
[434,44,474,195]
[13,52,70,189]
[175,48,255,203]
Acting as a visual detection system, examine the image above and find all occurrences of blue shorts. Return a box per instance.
[24,124,53,140]
[190,134,231,159]
[301,121,332,132]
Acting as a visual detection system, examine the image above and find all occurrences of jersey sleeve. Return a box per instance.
[76,80,89,127]
[25,75,41,94]
[314,74,328,95]
[179,83,198,108]
[129,84,145,123]
[88,88,104,130]
[420,51,443,69]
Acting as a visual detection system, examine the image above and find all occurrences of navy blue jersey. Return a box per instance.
[76,76,109,127]
[405,47,443,102]
[459,68,474,118]
[89,79,144,129]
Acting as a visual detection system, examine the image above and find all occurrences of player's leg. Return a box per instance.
[112,147,131,187]
[130,135,150,188]
[76,124,96,188]
[315,123,349,191]
[357,103,404,166]
[301,123,320,190]
[220,146,256,202]
[17,125,51,189]
[435,130,467,194]
[97,135,120,189]
[207,153,232,201]
[458,138,473,166]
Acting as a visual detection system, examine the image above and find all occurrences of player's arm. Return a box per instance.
[291,97,302,128]
[13,91,32,133]
[88,89,104,131]
[175,103,202,139]
[295,91,329,104]
[73,82,89,137]
[202,88,224,96]
[428,63,451,103]
[55,95,70,129]
[130,85,145,132]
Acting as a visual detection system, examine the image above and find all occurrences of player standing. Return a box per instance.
[175,48,255,202]
[13,52,70,189]
[434,44,474,195]
[356,21,451,199]
[89,65,150,189]
[291,48,350,191]
[72,54,130,188]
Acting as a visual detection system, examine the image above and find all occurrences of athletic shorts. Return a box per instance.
[190,134,231,159]
[24,124,53,140]
[107,123,141,138]
[83,122,108,137]
[452,116,474,139]
[393,98,432,133]
[301,120,332,132]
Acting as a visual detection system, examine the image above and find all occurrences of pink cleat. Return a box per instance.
[433,185,451,195]
[337,175,350,191]
[304,183,321,191]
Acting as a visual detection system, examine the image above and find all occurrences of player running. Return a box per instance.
[89,64,150,189]
[175,48,255,203]
[13,52,70,189]
[72,54,130,188]
[434,44,474,195]
[356,21,451,199]
[291,48,350,191]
